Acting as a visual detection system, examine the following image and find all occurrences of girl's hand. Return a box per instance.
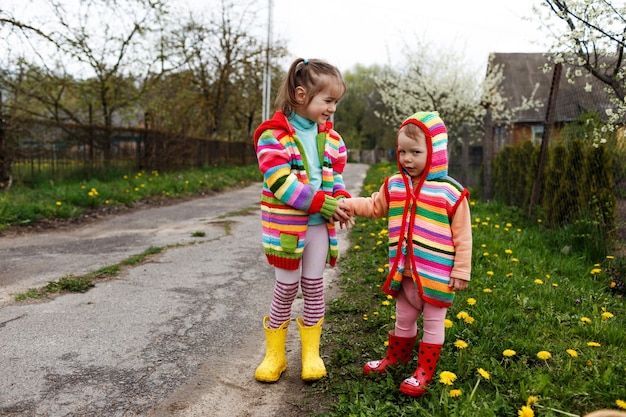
[449,277,469,291]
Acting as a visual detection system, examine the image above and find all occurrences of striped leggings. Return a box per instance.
[268,224,328,329]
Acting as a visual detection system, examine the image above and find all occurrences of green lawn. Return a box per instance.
[316,163,626,417]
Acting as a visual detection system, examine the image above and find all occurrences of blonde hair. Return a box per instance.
[399,123,425,142]
[275,58,346,116]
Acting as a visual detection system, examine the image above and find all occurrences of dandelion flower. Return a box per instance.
[505,249,513,254]
[353,245,360,249]
[454,339,469,349]
[534,279,544,285]
[581,317,591,324]
[566,349,578,357]
[444,319,453,328]
[518,405,534,417]
[487,271,494,276]
[456,311,469,320]
[382,300,390,306]
[616,399,626,410]
[526,396,539,406]
[464,316,475,324]
[537,351,551,360]
[477,368,490,380]
[56,201,62,206]
[602,311,614,320]
[503,349,516,357]
[483,288,493,293]
[449,389,462,398]
[439,371,457,385]
[377,268,384,273]
[467,298,476,305]
[587,341,601,347]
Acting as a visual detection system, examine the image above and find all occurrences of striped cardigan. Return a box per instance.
[253,111,351,270]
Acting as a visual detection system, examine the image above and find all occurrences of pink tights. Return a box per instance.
[394,276,447,344]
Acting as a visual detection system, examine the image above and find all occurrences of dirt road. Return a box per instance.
[0,163,368,417]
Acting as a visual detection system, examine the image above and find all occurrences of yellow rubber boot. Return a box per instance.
[297,317,327,381]
[255,317,289,382]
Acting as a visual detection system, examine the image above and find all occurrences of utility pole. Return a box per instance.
[261,0,273,121]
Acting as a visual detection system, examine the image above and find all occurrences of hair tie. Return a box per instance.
[303,59,309,65]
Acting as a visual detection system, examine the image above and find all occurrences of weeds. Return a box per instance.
[318,163,626,417]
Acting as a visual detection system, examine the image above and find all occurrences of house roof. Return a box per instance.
[488,52,614,124]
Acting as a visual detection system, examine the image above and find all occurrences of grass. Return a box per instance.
[315,162,626,417]
[0,163,261,230]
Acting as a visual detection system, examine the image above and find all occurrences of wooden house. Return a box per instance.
[483,52,614,156]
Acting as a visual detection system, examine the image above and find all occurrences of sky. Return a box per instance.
[268,0,550,72]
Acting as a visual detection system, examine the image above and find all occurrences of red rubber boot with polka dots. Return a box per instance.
[399,342,442,397]
[363,330,416,375]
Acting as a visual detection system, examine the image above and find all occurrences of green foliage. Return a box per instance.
[315,163,626,417]
[0,164,261,230]
[492,141,537,208]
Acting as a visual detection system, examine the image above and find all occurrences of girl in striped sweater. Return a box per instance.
[253,58,353,383]
[342,111,472,397]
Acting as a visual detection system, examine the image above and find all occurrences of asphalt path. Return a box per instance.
[0,163,368,416]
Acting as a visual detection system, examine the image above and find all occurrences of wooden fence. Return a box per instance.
[1,117,257,184]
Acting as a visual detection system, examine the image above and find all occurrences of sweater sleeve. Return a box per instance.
[342,182,389,219]
[450,197,472,281]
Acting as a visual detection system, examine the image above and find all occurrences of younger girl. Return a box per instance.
[253,58,353,383]
[342,111,472,397]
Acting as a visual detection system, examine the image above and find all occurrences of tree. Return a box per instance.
[535,0,626,133]
[334,65,396,152]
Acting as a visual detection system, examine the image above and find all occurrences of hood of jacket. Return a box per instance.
[397,111,449,181]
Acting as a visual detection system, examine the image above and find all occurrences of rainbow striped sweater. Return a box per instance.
[253,111,351,270]
[345,112,471,307]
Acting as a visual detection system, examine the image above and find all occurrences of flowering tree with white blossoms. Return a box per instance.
[535,0,626,140]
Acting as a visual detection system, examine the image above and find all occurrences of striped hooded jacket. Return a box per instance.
[253,110,351,270]
[346,111,471,307]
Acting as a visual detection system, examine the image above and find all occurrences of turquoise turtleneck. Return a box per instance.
[289,113,324,225]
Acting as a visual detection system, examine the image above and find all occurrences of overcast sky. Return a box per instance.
[269,0,549,72]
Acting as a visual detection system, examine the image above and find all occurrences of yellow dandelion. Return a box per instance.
[483,252,489,257]
[483,288,492,293]
[505,249,513,254]
[526,396,539,406]
[566,349,578,357]
[454,339,469,349]
[439,371,457,385]
[467,298,476,305]
[377,268,384,273]
[384,340,389,347]
[444,319,453,328]
[487,271,494,276]
[537,351,551,360]
[552,283,558,287]
[602,311,614,320]
[450,389,462,398]
[581,317,591,324]
[353,245,360,249]
[382,300,390,306]
[503,349,516,357]
[506,223,512,227]
[518,405,534,417]
[512,258,519,262]
[464,316,475,324]
[477,368,490,380]
[534,279,544,285]
[456,311,469,320]
[590,268,602,275]
[611,282,617,288]
[607,255,615,259]
[616,399,626,410]
[56,201,62,206]
[587,341,601,347]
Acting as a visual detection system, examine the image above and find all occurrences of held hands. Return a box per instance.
[331,199,355,229]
